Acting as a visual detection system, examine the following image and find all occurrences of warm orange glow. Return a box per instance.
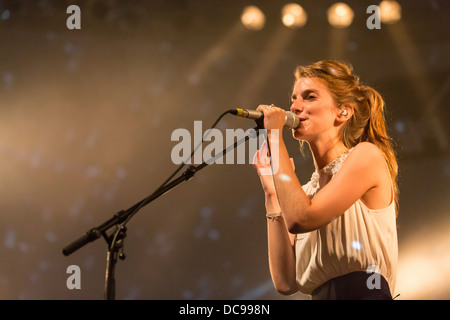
[327,2,354,29]
[281,3,307,28]
[241,6,266,31]
[396,216,450,299]
[380,0,402,24]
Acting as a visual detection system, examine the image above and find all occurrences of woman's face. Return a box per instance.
[290,77,340,143]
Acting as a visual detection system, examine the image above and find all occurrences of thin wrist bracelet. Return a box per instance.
[266,212,283,220]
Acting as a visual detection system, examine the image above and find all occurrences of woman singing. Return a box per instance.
[253,60,398,300]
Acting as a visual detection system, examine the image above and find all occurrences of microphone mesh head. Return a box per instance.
[285,112,299,129]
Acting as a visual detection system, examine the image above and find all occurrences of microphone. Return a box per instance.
[230,108,300,129]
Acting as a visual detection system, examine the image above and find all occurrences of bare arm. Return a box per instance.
[265,196,298,295]
[253,143,298,295]
[270,137,388,233]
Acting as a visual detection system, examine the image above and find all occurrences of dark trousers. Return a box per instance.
[311,271,393,300]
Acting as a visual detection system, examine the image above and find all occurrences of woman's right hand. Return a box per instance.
[252,140,295,198]
[252,139,277,197]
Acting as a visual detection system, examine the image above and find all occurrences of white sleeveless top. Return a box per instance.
[295,148,398,296]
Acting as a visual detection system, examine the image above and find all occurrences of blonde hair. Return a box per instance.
[295,60,399,215]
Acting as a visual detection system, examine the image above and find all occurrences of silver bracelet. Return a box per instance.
[266,212,283,220]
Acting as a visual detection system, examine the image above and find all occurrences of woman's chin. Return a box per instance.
[292,129,304,141]
[292,131,314,145]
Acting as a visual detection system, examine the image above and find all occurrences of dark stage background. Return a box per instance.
[0,0,449,300]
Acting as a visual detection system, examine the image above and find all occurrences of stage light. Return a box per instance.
[241,6,265,31]
[327,2,354,29]
[281,3,307,28]
[379,0,401,24]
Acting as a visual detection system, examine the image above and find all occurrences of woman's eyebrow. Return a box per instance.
[292,89,319,99]
[301,89,319,96]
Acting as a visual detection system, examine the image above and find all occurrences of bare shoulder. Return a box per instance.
[336,142,390,203]
[351,142,385,163]
[342,142,386,174]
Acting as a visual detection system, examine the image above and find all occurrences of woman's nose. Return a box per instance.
[290,101,303,114]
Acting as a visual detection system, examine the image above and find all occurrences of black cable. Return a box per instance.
[108,109,235,249]
[155,109,233,194]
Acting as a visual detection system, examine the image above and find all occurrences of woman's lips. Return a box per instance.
[295,118,308,130]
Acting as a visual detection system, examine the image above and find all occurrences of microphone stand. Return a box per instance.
[62,124,263,300]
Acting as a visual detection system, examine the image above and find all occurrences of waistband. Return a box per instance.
[311,271,392,300]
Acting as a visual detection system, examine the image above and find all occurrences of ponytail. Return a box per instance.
[359,86,399,215]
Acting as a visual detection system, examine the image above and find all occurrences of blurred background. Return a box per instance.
[0,0,449,300]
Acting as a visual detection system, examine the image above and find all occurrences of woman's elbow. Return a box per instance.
[286,217,312,234]
[274,283,299,296]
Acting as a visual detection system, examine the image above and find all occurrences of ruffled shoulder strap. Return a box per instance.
[321,148,354,176]
[309,148,354,189]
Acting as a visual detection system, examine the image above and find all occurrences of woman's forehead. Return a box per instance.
[293,77,328,93]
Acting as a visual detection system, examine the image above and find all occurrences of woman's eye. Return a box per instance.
[306,94,316,100]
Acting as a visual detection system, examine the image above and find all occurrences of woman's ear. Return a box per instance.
[337,104,353,122]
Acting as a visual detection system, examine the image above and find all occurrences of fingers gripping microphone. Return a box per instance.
[230,108,300,129]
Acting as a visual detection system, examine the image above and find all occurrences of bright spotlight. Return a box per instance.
[241,6,266,31]
[327,2,354,29]
[380,0,401,24]
[281,3,307,28]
